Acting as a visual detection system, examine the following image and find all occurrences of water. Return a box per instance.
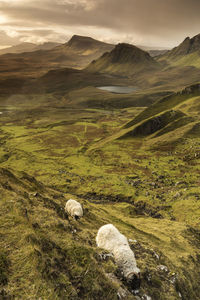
[97,86,138,94]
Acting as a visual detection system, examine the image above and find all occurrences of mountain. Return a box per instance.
[0,35,115,78]
[65,35,114,53]
[86,43,159,76]
[158,33,200,67]
[167,33,200,57]
[0,42,61,55]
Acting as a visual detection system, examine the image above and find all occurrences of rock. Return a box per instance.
[33,192,40,197]
[178,292,182,298]
[99,252,114,261]
[175,181,187,187]
[152,251,159,260]
[142,295,152,300]
[130,239,138,243]
[157,265,168,272]
[106,273,133,299]
[133,289,140,295]
[117,288,129,299]
[174,192,181,198]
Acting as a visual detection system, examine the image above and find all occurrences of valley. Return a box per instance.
[0,33,200,300]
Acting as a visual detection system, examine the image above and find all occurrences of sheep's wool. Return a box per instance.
[65,199,83,218]
[96,224,140,279]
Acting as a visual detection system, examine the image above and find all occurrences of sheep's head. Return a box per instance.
[127,267,141,289]
[73,209,82,220]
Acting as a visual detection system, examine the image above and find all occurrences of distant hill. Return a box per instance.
[158,33,200,68]
[0,35,115,78]
[86,43,159,76]
[148,49,168,57]
[0,42,61,55]
[138,45,169,57]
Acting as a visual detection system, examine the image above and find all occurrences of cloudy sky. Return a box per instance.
[0,0,200,49]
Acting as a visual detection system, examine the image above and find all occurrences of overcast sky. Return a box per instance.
[0,0,200,49]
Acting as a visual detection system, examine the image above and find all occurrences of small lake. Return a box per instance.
[97,86,138,94]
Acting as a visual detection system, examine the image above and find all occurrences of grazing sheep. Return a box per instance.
[96,224,140,286]
[65,199,83,220]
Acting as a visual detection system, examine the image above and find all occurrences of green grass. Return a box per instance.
[164,51,200,69]
[0,93,200,299]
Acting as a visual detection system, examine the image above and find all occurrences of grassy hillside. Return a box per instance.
[170,51,200,68]
[0,94,200,299]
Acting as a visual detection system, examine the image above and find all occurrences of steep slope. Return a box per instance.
[120,83,200,143]
[168,33,200,57]
[87,83,200,151]
[158,33,200,67]
[86,43,159,76]
[1,167,200,299]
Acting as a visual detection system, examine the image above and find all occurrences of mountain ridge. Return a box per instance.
[0,35,115,78]
[158,33,200,68]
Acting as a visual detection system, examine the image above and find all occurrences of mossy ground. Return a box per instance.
[0,94,200,299]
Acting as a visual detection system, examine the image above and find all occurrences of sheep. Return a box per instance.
[96,224,140,287]
[65,199,83,220]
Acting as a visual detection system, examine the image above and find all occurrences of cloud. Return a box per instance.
[0,29,21,45]
[0,0,200,47]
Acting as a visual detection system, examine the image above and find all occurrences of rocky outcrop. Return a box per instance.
[125,110,185,137]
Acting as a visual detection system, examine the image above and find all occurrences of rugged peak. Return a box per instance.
[190,33,200,50]
[168,33,200,57]
[109,43,152,64]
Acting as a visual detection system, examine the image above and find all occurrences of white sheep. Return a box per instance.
[65,199,83,220]
[96,224,140,284]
